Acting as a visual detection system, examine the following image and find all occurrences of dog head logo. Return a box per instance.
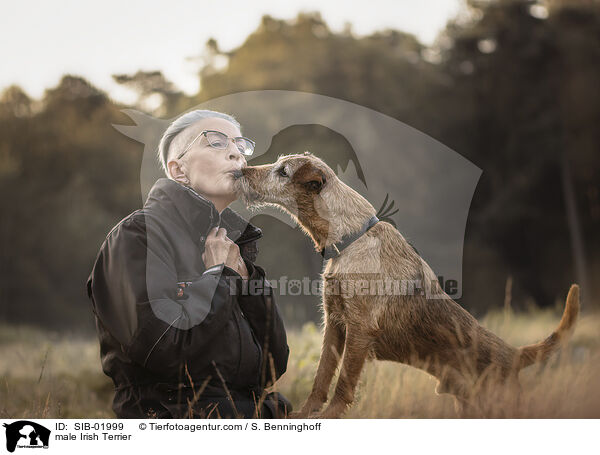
[113,90,481,299]
[3,421,51,452]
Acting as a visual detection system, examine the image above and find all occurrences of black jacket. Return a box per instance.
[86,178,291,418]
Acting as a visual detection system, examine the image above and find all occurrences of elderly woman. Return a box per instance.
[86,110,291,418]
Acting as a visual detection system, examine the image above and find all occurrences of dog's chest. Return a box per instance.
[323,235,384,276]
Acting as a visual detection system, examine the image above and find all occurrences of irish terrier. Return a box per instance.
[233,152,580,418]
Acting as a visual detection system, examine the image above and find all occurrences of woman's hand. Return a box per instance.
[202,227,249,279]
[235,256,249,280]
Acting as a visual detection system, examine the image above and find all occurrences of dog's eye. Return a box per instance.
[278,167,288,177]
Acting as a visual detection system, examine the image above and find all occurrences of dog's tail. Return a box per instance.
[517,284,580,370]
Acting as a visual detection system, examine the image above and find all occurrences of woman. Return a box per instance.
[86,110,292,418]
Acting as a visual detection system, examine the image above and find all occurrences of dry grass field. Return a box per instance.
[1,304,599,419]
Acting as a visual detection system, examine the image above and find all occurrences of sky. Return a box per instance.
[1,0,463,104]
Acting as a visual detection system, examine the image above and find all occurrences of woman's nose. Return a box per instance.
[227,142,244,161]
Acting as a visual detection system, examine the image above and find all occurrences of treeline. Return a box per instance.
[0,0,598,332]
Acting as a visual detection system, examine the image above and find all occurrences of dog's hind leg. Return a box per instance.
[314,323,372,419]
[453,396,481,418]
[430,366,478,417]
[289,320,346,418]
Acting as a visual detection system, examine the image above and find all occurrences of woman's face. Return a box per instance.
[171,117,248,210]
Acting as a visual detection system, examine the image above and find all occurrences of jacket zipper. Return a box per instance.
[232,307,244,381]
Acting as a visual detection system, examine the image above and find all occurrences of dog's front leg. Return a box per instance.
[289,319,346,418]
[313,323,371,419]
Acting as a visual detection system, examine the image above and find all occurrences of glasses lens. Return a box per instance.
[205,131,229,148]
[205,131,254,156]
[235,138,255,156]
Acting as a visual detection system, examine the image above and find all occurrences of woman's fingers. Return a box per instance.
[237,256,249,280]
[203,226,248,277]
[225,242,240,270]
[203,226,233,268]
[206,226,226,239]
[216,227,228,239]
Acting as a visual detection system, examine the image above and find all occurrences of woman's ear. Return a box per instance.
[168,159,190,185]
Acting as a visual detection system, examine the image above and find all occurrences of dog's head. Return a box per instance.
[234,151,377,249]
[233,151,333,215]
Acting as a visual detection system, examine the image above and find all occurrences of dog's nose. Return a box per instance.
[231,169,244,179]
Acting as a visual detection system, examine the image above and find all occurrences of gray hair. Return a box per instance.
[157,109,241,177]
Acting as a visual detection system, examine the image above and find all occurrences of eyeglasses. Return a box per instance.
[176,130,255,159]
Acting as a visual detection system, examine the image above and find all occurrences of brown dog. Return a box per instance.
[234,152,580,418]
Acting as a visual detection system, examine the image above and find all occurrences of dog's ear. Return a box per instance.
[292,162,326,193]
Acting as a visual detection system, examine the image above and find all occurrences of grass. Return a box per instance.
[1,305,599,418]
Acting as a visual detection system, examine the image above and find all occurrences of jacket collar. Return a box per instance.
[144,178,262,245]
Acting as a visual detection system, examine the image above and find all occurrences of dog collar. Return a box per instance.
[321,216,380,260]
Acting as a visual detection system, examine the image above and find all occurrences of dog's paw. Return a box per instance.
[307,410,342,419]
[288,404,324,419]
[313,402,347,419]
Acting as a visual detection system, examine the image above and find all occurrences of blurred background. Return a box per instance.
[0,0,598,333]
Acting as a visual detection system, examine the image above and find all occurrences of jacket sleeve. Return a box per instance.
[87,215,239,375]
[236,259,289,387]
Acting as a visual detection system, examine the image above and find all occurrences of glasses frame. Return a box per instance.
[176,130,256,159]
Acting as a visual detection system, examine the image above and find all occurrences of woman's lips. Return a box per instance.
[228,169,244,180]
